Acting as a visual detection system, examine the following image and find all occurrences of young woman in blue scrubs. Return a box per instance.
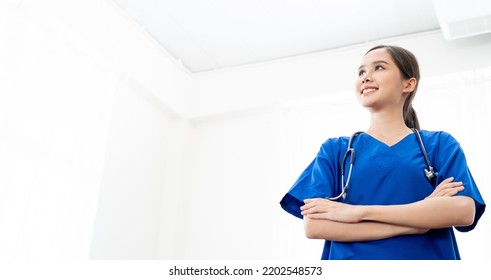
[280,45,486,259]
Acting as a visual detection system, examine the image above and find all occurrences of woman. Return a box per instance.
[280,45,486,259]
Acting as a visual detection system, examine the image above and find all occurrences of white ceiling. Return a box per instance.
[111,0,441,73]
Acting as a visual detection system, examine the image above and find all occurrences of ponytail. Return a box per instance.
[403,102,420,130]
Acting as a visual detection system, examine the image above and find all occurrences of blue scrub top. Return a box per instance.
[280,130,486,260]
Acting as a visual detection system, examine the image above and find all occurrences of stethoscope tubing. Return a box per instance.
[327,132,362,201]
[326,129,437,201]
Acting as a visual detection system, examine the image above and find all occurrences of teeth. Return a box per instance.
[362,88,377,94]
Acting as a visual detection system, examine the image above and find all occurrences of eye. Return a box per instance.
[375,65,384,71]
[358,69,366,76]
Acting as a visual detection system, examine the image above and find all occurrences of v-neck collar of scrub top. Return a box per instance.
[362,132,415,149]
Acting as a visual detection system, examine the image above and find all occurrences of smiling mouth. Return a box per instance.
[361,88,378,95]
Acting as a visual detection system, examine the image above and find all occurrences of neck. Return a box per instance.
[366,108,411,137]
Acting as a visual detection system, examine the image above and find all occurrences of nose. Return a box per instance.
[361,73,372,83]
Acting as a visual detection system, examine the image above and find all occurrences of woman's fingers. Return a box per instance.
[301,198,363,223]
[300,198,341,216]
[301,199,327,214]
[438,185,464,196]
[426,177,464,199]
[442,177,455,183]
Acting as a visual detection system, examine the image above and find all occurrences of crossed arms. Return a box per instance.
[301,177,475,242]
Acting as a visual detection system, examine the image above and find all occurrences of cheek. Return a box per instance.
[354,82,362,103]
[354,79,362,94]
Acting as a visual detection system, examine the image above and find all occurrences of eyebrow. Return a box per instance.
[358,60,390,71]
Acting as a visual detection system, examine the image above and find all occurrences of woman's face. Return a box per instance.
[355,48,410,112]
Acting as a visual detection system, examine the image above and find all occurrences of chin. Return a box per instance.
[357,97,374,107]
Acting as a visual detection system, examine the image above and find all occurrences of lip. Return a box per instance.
[360,86,378,95]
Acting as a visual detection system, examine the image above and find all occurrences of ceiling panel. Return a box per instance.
[111,0,441,73]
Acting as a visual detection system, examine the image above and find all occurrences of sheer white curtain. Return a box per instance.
[0,2,116,259]
[417,68,491,259]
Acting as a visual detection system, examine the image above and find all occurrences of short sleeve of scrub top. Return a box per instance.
[280,136,347,219]
[423,131,486,232]
[280,130,486,260]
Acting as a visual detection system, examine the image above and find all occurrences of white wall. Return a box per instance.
[89,77,180,259]
[188,31,491,118]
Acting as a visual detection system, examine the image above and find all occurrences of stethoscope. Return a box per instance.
[327,128,438,201]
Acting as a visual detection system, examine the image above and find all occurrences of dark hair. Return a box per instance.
[365,45,421,130]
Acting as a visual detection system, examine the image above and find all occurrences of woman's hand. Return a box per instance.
[301,198,432,235]
[300,198,364,223]
[301,177,465,232]
[426,177,464,199]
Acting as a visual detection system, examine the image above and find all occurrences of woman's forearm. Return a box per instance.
[304,216,426,242]
[361,196,475,229]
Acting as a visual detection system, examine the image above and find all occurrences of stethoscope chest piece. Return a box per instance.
[412,128,439,185]
[424,166,438,185]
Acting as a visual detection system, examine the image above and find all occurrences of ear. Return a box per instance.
[402,78,417,93]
